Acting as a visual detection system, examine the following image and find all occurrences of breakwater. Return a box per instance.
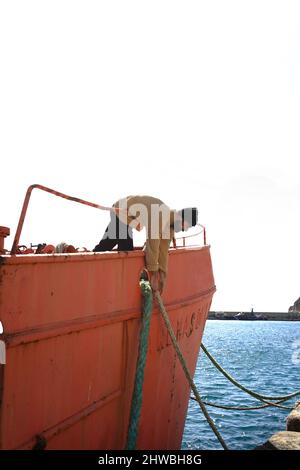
[209,311,300,321]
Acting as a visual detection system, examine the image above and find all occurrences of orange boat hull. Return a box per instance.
[0,246,215,450]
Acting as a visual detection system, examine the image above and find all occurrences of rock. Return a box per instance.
[255,431,300,450]
[289,297,300,312]
[287,403,300,432]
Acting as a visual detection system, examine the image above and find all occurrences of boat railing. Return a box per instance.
[11,184,116,255]
[173,224,206,248]
[10,184,206,255]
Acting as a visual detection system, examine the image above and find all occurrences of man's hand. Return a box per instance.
[149,271,160,292]
[149,271,167,294]
[159,270,166,294]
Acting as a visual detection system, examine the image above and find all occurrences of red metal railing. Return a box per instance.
[11,184,116,255]
[11,184,206,254]
[173,224,206,247]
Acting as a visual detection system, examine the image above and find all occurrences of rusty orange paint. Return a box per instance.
[0,246,215,450]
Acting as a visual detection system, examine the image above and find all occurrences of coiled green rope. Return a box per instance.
[125,279,153,450]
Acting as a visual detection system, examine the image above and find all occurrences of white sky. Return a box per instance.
[0,1,299,312]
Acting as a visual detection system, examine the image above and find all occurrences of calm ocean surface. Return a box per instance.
[182,320,300,450]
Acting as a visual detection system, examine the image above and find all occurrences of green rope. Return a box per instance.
[125,280,153,450]
[190,396,294,411]
[154,291,229,450]
[201,343,300,407]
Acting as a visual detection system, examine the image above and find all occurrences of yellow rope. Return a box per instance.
[154,291,229,450]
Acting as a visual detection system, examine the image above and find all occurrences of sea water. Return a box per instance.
[182,320,300,450]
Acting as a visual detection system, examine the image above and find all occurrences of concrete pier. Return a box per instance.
[255,404,300,450]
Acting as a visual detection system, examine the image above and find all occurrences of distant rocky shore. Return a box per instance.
[208,311,300,321]
[289,296,300,313]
